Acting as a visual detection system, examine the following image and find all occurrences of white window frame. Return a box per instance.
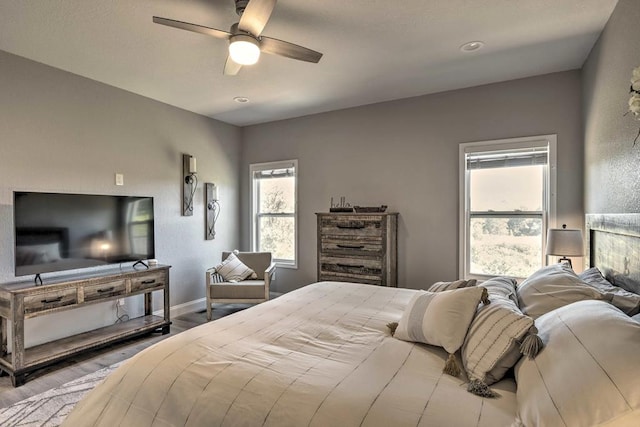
[250,159,298,269]
[459,135,557,280]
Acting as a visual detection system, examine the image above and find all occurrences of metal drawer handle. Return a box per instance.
[336,224,365,229]
[337,244,365,249]
[97,287,115,293]
[337,263,365,269]
[141,279,156,285]
[41,296,63,304]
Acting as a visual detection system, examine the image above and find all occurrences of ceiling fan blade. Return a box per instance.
[223,56,243,76]
[153,16,230,40]
[260,37,323,63]
[238,0,277,36]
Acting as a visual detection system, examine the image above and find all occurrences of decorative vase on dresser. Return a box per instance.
[316,212,398,287]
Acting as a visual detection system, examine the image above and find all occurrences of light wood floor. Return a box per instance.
[0,303,255,408]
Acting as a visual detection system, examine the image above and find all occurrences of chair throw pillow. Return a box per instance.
[427,279,477,292]
[462,277,542,397]
[214,252,256,282]
[516,263,603,319]
[388,286,489,378]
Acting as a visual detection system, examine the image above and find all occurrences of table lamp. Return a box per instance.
[545,224,584,268]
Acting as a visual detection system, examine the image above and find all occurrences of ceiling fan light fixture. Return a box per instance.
[229,35,260,65]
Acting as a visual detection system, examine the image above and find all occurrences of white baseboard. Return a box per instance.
[154,297,206,318]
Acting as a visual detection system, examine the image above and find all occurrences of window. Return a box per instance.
[250,160,298,268]
[125,198,154,256]
[459,136,556,279]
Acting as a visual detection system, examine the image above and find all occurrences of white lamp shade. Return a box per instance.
[546,227,584,257]
[229,35,260,65]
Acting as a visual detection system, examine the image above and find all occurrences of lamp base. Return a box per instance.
[558,256,573,268]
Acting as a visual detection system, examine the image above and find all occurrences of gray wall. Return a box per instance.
[241,71,585,292]
[0,50,241,346]
[583,0,640,213]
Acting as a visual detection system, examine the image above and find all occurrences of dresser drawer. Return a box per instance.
[320,237,383,256]
[317,212,398,287]
[131,271,167,292]
[319,255,382,279]
[318,271,383,286]
[320,215,384,238]
[24,288,77,314]
[83,280,126,302]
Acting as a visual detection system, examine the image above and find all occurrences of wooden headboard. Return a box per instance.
[586,214,640,295]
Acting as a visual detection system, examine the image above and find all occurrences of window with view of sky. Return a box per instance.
[460,136,555,280]
[469,165,544,277]
[257,175,295,261]
[251,160,298,267]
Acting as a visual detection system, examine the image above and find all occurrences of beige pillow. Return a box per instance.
[515,300,640,426]
[427,279,477,292]
[462,277,540,393]
[214,252,256,282]
[390,287,487,377]
[517,264,603,319]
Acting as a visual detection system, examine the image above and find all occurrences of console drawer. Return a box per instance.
[24,288,77,314]
[83,280,126,302]
[131,271,167,292]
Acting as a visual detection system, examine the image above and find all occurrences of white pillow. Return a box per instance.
[390,286,487,377]
[462,277,539,389]
[214,253,256,282]
[16,242,62,265]
[579,267,640,316]
[514,300,640,426]
[517,264,603,319]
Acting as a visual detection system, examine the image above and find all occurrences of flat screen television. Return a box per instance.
[13,192,155,277]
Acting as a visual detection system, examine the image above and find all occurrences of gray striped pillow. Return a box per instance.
[462,277,535,385]
[393,286,485,355]
[427,279,477,292]
[214,253,255,282]
[579,267,640,315]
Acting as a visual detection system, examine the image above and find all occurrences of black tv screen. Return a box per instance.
[14,192,155,277]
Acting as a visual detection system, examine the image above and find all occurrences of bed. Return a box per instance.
[15,227,106,277]
[64,215,640,426]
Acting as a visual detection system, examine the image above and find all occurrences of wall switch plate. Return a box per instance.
[115,173,124,186]
[117,298,125,306]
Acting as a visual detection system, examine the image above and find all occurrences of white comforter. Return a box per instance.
[64,282,517,426]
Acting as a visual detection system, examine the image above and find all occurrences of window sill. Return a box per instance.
[275,262,298,270]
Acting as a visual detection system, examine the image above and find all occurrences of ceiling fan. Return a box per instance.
[153,0,323,76]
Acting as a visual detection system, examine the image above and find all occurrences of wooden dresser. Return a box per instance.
[0,265,170,386]
[316,212,398,287]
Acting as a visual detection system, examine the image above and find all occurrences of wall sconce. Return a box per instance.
[546,224,584,268]
[205,183,220,240]
[182,154,198,216]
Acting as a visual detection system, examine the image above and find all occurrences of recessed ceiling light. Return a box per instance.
[460,41,485,52]
[233,96,250,103]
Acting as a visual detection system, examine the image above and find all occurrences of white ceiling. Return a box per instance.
[0,0,618,126]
